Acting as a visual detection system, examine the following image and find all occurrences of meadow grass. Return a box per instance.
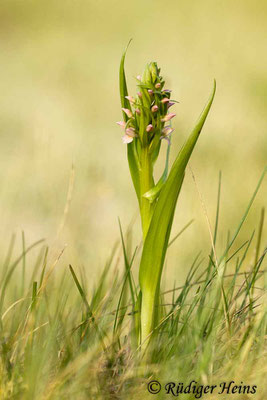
[0,2,266,398]
[0,171,266,399]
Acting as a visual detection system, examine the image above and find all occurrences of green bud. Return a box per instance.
[142,62,159,86]
[149,62,158,84]
[142,64,151,85]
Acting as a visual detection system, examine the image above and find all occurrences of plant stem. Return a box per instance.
[140,147,154,239]
[139,147,155,348]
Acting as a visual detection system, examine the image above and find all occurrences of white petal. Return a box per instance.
[122,135,134,144]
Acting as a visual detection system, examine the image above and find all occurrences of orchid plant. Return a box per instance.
[117,44,216,348]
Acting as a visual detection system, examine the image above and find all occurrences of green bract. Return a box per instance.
[118,44,216,348]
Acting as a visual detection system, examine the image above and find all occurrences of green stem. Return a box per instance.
[140,289,154,346]
[139,148,159,350]
[140,281,161,348]
[140,148,154,239]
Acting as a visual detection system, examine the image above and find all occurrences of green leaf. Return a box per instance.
[139,81,216,343]
[119,41,141,202]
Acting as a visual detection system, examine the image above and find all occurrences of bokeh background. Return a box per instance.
[0,0,266,286]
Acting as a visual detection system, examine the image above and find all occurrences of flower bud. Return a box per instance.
[116,121,126,127]
[161,97,169,104]
[161,113,176,122]
[136,75,142,81]
[149,62,159,83]
[125,127,136,137]
[135,108,141,115]
[161,126,174,136]
[167,102,175,108]
[125,95,135,103]
[148,89,153,96]
[137,91,142,98]
[122,108,133,118]
[146,124,154,133]
[155,83,161,89]
[151,105,159,113]
[142,62,160,86]
[122,127,137,144]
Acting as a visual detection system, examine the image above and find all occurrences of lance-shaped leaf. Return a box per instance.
[139,81,216,343]
[119,42,141,202]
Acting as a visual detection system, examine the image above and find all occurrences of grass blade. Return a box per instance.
[69,265,106,351]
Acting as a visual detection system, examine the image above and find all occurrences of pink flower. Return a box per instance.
[148,89,153,96]
[146,124,154,132]
[116,121,126,128]
[155,83,161,89]
[161,97,169,104]
[125,127,136,136]
[125,96,135,103]
[122,127,137,144]
[160,126,173,143]
[161,126,174,136]
[151,105,159,113]
[161,113,176,122]
[122,108,133,118]
[135,108,141,115]
[122,135,134,144]
[137,91,142,98]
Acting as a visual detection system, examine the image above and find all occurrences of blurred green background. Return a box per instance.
[0,0,266,285]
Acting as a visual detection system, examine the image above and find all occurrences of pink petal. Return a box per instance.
[146,124,154,132]
[125,96,135,103]
[122,134,134,144]
[116,121,126,127]
[151,105,159,112]
[162,126,174,136]
[161,97,169,104]
[122,108,133,118]
[161,113,176,122]
[126,127,136,137]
